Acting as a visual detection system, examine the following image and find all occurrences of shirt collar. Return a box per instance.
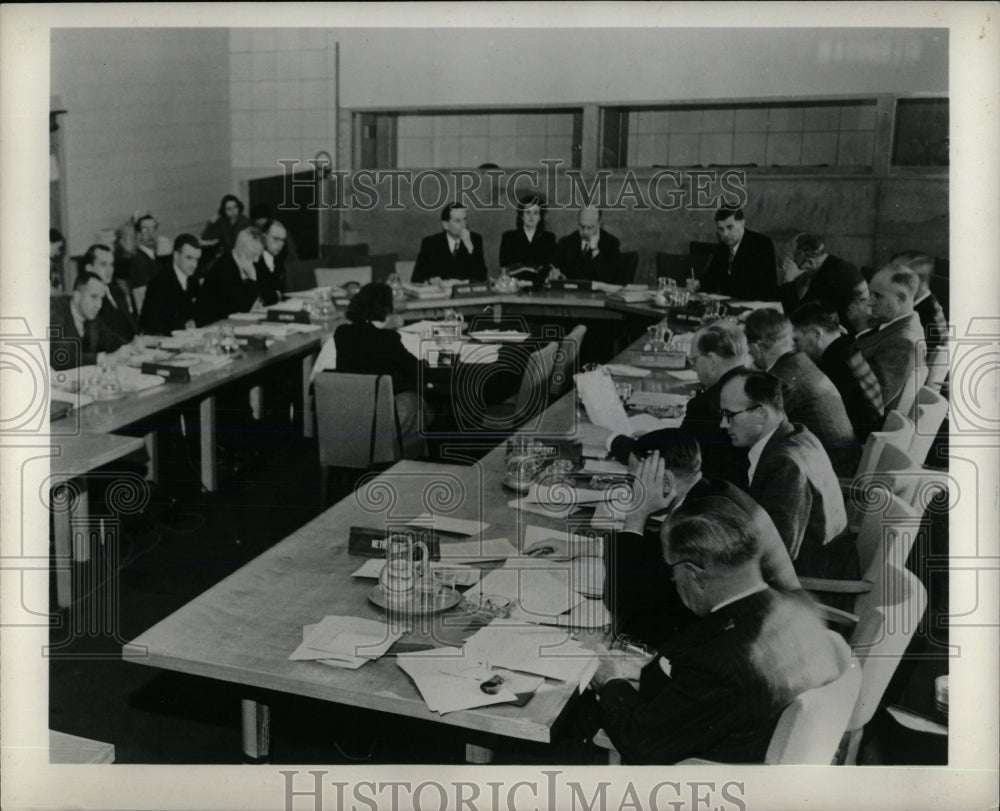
[262,251,276,272]
[747,422,781,484]
[913,291,930,305]
[878,312,913,331]
[173,265,189,291]
[138,245,156,261]
[711,583,768,613]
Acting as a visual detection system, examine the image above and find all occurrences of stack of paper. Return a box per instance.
[289,615,403,669]
[575,370,632,437]
[437,537,518,564]
[403,283,450,300]
[582,459,628,475]
[604,363,652,378]
[229,312,267,322]
[463,621,600,690]
[459,343,500,364]
[234,323,294,339]
[405,514,489,536]
[267,299,305,313]
[461,562,586,621]
[396,647,543,714]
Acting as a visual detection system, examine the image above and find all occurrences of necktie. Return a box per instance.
[583,243,593,260]
[452,240,460,257]
[727,248,735,276]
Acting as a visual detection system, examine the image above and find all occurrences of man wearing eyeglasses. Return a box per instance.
[718,369,849,579]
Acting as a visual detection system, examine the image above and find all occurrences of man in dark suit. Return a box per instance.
[49,272,132,370]
[256,218,288,297]
[82,243,141,343]
[411,203,487,284]
[551,206,623,283]
[196,226,270,325]
[609,320,748,482]
[890,251,948,391]
[853,265,928,412]
[128,214,166,289]
[589,487,841,764]
[719,369,849,578]
[744,308,858,476]
[700,207,778,300]
[778,232,864,316]
[790,302,885,443]
[140,234,203,335]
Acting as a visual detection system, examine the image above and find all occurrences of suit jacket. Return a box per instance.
[98,279,140,342]
[778,254,863,315]
[128,249,166,289]
[411,232,487,284]
[609,365,746,483]
[820,335,884,442]
[499,228,556,269]
[604,475,800,646]
[746,420,848,578]
[598,588,840,764]
[49,295,124,370]
[551,229,622,283]
[852,312,928,412]
[701,229,778,301]
[914,292,949,388]
[768,351,858,477]
[334,321,422,394]
[140,266,201,336]
[255,252,286,301]
[196,251,267,326]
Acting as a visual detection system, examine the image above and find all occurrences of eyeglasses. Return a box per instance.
[719,404,761,421]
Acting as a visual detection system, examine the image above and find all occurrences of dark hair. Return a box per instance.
[625,429,702,480]
[73,270,105,291]
[877,265,919,297]
[727,368,784,412]
[515,194,547,230]
[693,320,747,360]
[50,228,65,245]
[261,218,285,236]
[889,250,934,282]
[346,282,394,323]
[134,214,157,233]
[792,232,825,259]
[789,301,841,333]
[743,308,791,346]
[440,203,466,223]
[663,499,758,568]
[172,233,201,254]
[82,243,113,268]
[217,194,245,218]
[714,207,744,223]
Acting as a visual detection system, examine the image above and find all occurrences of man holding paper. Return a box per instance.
[588,505,840,764]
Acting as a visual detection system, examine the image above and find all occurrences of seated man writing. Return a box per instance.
[586,504,841,764]
[49,272,137,370]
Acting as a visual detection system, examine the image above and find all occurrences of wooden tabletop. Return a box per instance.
[49,432,146,483]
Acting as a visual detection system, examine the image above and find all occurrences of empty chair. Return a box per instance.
[654,252,692,285]
[315,266,373,289]
[321,242,369,267]
[482,340,559,433]
[549,324,587,399]
[394,259,415,284]
[314,372,402,503]
[908,386,948,465]
[617,251,640,285]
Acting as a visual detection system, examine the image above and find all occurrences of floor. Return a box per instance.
[47,419,949,766]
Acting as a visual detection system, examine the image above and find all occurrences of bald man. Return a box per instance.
[552,207,623,284]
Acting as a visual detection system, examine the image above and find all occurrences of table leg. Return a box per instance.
[301,352,316,438]
[144,433,159,483]
[52,484,72,609]
[71,479,90,563]
[241,698,271,763]
[199,396,217,493]
[465,743,494,763]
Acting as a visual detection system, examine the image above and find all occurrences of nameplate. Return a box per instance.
[451,282,491,298]
[347,526,441,560]
[549,279,593,292]
[630,351,688,370]
[523,438,582,465]
[266,309,312,324]
[141,362,191,383]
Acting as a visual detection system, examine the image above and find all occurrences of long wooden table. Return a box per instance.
[121,322,700,763]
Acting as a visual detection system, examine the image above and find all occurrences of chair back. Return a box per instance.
[284,258,328,292]
[853,493,920,580]
[908,386,948,464]
[315,266,373,289]
[854,411,915,478]
[504,341,560,425]
[889,362,928,417]
[847,564,928,734]
[368,252,400,284]
[765,632,862,765]
[655,252,692,285]
[321,243,369,267]
[394,260,416,284]
[617,252,640,285]
[314,372,401,469]
[550,324,587,399]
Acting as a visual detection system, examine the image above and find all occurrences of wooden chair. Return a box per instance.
[313,372,402,504]
[315,266,373,289]
[549,324,587,399]
[839,563,928,763]
[483,340,559,433]
[908,386,948,465]
[595,632,861,766]
[841,411,914,526]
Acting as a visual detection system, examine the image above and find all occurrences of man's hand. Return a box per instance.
[547,267,564,282]
[590,643,649,688]
[622,451,671,534]
[459,227,474,253]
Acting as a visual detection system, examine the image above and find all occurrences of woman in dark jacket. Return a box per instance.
[499,194,556,285]
[201,194,253,259]
[333,282,435,452]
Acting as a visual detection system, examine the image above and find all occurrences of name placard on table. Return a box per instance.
[451,282,491,298]
[266,309,312,324]
[548,279,593,293]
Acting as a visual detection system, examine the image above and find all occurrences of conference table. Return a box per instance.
[121,322,701,764]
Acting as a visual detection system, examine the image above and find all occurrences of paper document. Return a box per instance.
[289,615,403,667]
[267,299,305,312]
[511,598,611,630]
[629,391,689,408]
[406,514,488,536]
[464,621,599,689]
[507,498,576,520]
[582,459,628,475]
[461,562,585,619]
[628,413,683,434]
[604,363,652,378]
[459,343,500,364]
[575,370,632,437]
[438,537,518,563]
